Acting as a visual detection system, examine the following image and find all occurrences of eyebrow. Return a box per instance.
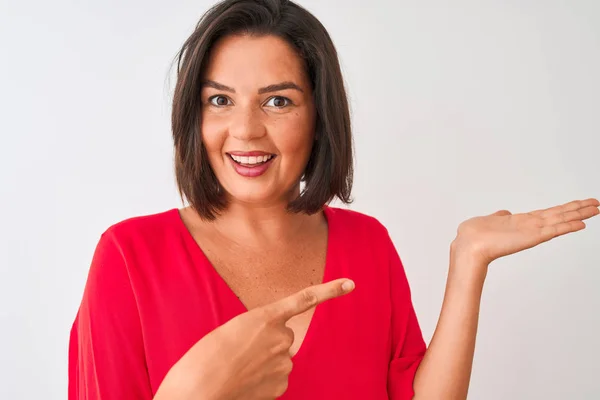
[201,80,304,94]
[202,80,235,93]
[258,82,304,94]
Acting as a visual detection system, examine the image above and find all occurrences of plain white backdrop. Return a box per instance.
[1,0,599,398]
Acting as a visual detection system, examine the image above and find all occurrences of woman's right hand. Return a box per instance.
[154,278,355,400]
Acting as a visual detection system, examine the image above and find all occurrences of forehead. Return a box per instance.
[202,34,309,89]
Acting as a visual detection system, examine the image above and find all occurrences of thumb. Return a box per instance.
[264,278,355,322]
[491,209,512,216]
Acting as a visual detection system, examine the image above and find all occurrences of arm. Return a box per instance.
[412,198,599,399]
[411,244,487,400]
[385,230,427,399]
[69,230,153,399]
[153,279,355,400]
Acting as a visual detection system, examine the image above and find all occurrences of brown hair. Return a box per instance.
[171,0,353,220]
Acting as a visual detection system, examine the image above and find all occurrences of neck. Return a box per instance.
[209,189,323,247]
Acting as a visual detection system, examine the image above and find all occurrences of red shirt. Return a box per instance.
[69,206,426,399]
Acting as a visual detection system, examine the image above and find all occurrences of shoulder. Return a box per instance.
[100,208,181,249]
[325,207,411,292]
[104,207,179,236]
[86,208,185,276]
[326,205,389,232]
[83,208,184,294]
[325,205,392,246]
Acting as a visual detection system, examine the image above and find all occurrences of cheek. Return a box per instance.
[274,112,316,155]
[200,115,226,156]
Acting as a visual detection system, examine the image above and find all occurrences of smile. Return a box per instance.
[226,152,276,177]
[229,153,274,165]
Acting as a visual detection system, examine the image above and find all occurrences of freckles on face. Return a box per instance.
[198,34,317,203]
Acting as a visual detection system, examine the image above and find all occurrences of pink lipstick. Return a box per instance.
[227,151,276,178]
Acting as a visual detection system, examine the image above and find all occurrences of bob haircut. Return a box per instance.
[171,0,353,220]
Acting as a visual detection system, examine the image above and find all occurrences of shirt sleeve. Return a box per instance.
[69,230,153,399]
[386,233,427,399]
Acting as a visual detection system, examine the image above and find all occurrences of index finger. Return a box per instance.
[264,278,355,321]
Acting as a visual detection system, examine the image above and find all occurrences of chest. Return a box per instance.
[199,234,327,355]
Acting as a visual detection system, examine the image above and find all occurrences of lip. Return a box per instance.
[228,151,274,157]
[227,153,276,178]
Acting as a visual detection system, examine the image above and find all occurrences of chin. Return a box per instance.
[227,191,281,206]
[223,180,298,207]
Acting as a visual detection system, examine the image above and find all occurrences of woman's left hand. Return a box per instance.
[451,198,599,267]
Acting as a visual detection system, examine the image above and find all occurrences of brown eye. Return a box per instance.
[210,96,231,106]
[265,96,290,108]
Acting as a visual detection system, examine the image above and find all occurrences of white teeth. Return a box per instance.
[230,154,273,164]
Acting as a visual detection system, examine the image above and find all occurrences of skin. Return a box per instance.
[157,34,335,399]
[200,33,316,209]
[155,34,600,399]
[412,201,600,399]
[186,34,327,357]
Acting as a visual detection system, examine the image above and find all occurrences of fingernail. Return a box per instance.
[342,280,355,292]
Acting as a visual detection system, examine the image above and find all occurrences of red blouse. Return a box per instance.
[69,206,426,399]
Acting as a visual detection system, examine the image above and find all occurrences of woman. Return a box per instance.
[68,0,599,399]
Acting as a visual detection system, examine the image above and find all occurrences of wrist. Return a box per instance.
[448,241,489,288]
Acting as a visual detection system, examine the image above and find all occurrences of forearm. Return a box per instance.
[412,246,488,400]
[154,369,227,400]
[153,337,231,400]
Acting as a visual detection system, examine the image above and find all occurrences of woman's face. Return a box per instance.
[200,34,316,206]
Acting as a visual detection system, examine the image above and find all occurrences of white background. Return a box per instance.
[1,0,599,398]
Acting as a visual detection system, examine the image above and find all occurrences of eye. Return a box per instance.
[209,95,232,107]
[265,96,291,108]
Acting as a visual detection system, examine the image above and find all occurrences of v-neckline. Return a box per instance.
[172,205,336,361]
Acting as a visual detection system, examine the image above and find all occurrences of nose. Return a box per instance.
[228,105,267,141]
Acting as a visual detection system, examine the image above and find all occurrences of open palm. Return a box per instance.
[456,198,600,264]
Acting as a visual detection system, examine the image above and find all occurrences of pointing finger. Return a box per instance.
[264,278,355,321]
